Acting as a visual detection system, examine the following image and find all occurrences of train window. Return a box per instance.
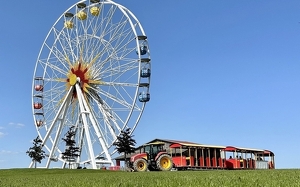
[144,145,150,153]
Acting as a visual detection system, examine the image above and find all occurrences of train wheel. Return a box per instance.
[133,159,148,172]
[156,154,173,171]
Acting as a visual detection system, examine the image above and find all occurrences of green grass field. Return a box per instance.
[0,169,299,187]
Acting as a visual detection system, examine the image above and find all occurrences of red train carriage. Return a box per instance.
[169,143,226,170]
[223,146,275,169]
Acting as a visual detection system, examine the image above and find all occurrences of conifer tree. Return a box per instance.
[113,128,136,168]
[26,136,45,168]
[61,126,80,169]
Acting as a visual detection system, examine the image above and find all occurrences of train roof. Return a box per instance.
[224,146,275,156]
[169,142,225,149]
[146,138,225,148]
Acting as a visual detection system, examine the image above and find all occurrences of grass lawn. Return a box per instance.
[0,169,299,187]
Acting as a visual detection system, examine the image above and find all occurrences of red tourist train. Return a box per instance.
[114,138,275,170]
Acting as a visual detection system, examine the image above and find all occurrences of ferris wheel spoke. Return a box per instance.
[100,102,125,132]
[43,90,66,105]
[98,89,132,109]
[99,26,135,62]
[43,97,64,113]
[107,21,134,49]
[91,60,114,79]
[87,91,122,132]
[114,83,139,103]
[43,61,68,76]
[51,43,74,69]
[98,106,118,141]
[63,37,77,61]
[77,20,88,37]
[113,36,136,57]
[100,82,139,105]
[99,60,138,79]
[46,29,75,70]
[101,82,138,87]
[104,19,129,44]
[90,37,137,79]
[86,13,103,38]
[108,45,136,64]
[98,89,139,110]
[58,26,75,57]
[99,5,117,39]
[88,109,112,147]
[101,67,138,82]
[42,84,65,98]
[52,28,73,58]
[84,15,97,34]
[107,22,131,45]
[86,87,133,135]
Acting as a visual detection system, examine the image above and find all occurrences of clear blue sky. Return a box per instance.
[0,0,299,169]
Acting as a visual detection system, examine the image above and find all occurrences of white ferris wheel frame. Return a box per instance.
[31,0,151,169]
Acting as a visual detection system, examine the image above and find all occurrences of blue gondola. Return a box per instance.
[141,68,151,78]
[138,92,150,102]
[136,45,148,55]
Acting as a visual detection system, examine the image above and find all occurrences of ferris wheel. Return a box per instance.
[31,0,150,169]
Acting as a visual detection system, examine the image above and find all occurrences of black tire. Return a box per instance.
[156,154,173,171]
[133,158,148,172]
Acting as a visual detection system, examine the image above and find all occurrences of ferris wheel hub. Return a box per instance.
[69,73,77,86]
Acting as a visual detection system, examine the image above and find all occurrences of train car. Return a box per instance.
[223,146,275,169]
[169,142,226,170]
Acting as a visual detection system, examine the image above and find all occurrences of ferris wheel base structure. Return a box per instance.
[30,0,151,169]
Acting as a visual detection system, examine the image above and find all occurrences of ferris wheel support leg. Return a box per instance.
[62,162,67,169]
[89,113,114,166]
[76,124,85,165]
[45,117,64,168]
[29,160,34,168]
[75,116,84,163]
[44,87,74,168]
[75,83,97,169]
[82,94,114,166]
[42,87,74,146]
